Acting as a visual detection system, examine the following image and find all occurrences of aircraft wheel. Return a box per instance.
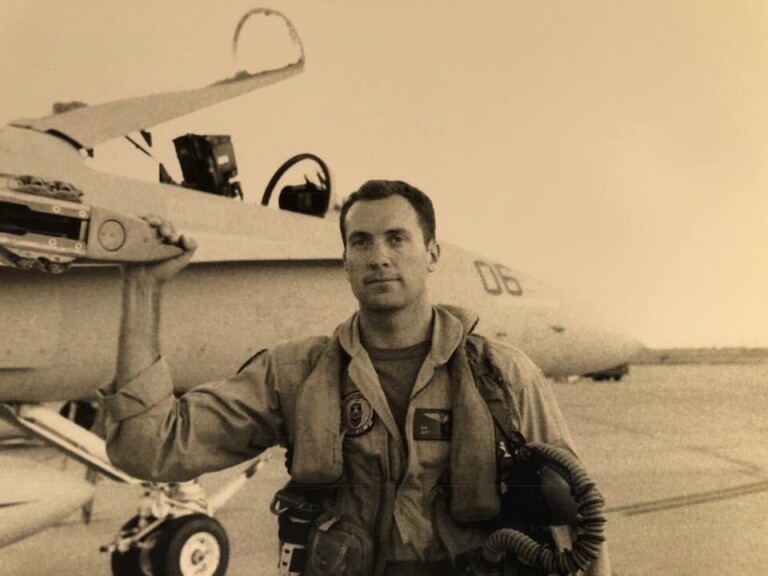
[150,514,229,576]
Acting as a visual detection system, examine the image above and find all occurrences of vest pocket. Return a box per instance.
[306,512,374,576]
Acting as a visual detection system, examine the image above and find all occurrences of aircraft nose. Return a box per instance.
[559,305,643,377]
[579,320,644,372]
[522,301,644,379]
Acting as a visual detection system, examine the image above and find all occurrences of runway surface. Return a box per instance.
[0,363,766,575]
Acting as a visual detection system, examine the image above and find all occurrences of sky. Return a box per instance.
[1,0,767,348]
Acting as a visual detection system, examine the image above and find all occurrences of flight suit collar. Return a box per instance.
[336,304,480,363]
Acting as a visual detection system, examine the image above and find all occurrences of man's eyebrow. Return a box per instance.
[347,228,410,238]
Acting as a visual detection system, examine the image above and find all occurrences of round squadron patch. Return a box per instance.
[342,391,374,436]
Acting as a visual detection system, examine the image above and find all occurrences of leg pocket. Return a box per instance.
[306,513,374,576]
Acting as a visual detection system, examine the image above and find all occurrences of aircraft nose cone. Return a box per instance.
[523,302,643,379]
[565,308,644,377]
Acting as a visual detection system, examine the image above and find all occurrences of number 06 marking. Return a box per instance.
[474,260,523,296]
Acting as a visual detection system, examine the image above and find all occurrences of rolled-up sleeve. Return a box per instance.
[98,351,285,482]
[100,359,174,423]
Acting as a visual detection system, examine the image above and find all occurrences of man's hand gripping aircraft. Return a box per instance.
[0,8,639,575]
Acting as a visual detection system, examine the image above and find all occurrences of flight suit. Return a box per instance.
[101,305,610,575]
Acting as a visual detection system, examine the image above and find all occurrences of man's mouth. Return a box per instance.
[365,277,399,285]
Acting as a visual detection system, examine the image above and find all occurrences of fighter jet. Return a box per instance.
[0,8,638,575]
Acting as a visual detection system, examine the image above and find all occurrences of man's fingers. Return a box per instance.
[141,215,177,238]
[141,216,184,243]
[179,234,198,252]
[142,214,163,227]
[159,221,175,239]
[139,215,195,253]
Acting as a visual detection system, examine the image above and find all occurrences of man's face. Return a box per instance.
[343,195,439,314]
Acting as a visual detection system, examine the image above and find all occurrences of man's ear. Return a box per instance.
[427,241,440,272]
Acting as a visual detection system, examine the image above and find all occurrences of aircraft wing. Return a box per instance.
[9,61,303,150]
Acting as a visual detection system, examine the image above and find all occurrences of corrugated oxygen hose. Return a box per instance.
[482,443,607,574]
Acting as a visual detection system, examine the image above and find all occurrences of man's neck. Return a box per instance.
[359,301,434,350]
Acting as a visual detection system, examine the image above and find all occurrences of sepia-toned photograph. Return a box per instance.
[0,1,766,574]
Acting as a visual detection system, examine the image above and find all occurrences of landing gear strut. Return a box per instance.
[104,456,269,576]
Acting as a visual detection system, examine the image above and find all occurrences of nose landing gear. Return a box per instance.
[110,513,228,576]
[105,455,269,576]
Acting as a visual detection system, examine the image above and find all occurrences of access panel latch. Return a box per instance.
[0,174,182,273]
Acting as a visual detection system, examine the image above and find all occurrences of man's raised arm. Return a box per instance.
[115,216,197,388]
[102,217,285,482]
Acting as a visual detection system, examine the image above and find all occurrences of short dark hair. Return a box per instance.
[339,180,436,247]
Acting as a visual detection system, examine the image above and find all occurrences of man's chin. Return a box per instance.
[360,296,406,313]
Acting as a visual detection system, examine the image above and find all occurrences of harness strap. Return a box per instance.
[464,334,526,448]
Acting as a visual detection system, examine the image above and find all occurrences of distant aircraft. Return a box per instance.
[0,8,639,575]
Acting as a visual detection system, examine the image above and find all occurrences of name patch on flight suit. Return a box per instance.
[342,391,374,436]
[413,409,452,440]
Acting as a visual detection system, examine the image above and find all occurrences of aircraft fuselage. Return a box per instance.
[0,248,637,402]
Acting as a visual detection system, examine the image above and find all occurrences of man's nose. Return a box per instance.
[368,240,391,268]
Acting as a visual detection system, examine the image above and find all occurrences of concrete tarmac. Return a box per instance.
[0,363,766,575]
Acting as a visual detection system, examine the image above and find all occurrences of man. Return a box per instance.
[102,180,609,575]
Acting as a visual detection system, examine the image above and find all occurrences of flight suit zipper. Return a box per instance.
[374,432,401,576]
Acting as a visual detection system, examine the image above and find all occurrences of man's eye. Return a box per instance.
[350,237,369,248]
[389,235,405,246]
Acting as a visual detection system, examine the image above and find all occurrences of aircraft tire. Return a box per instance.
[150,513,229,576]
[111,548,142,576]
